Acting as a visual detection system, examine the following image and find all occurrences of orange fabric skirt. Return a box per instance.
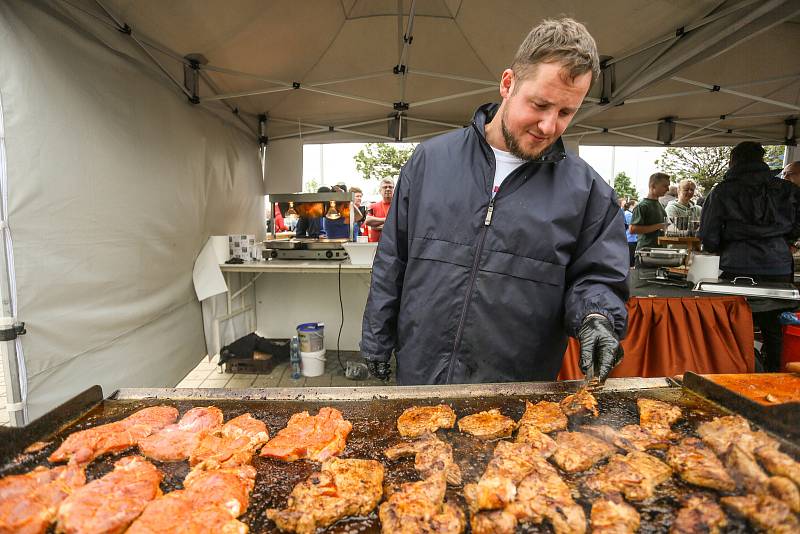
[559,296,754,380]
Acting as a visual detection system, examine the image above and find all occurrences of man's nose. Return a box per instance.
[538,111,558,136]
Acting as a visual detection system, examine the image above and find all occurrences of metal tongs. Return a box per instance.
[583,361,603,392]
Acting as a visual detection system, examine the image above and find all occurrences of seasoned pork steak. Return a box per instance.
[560,388,598,418]
[457,409,515,440]
[637,398,681,440]
[582,424,669,452]
[267,458,384,534]
[551,431,616,473]
[190,413,269,470]
[260,407,352,462]
[666,437,735,492]
[721,494,800,534]
[670,494,727,534]
[384,432,462,485]
[138,406,224,462]
[517,400,567,434]
[697,415,777,456]
[756,445,800,487]
[396,404,457,437]
[590,493,640,534]
[379,471,464,534]
[587,451,672,501]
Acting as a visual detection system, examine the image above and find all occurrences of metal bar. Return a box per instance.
[674,130,732,143]
[338,117,393,129]
[197,72,259,137]
[331,127,394,141]
[306,71,389,87]
[397,0,418,104]
[199,64,292,87]
[624,89,709,105]
[269,128,328,141]
[268,116,327,129]
[411,86,497,108]
[612,37,680,99]
[409,69,496,86]
[403,128,457,141]
[609,120,663,131]
[671,76,800,111]
[606,129,664,144]
[673,117,723,143]
[300,86,395,108]
[216,304,253,324]
[673,119,784,143]
[230,273,262,301]
[201,86,294,102]
[404,116,463,129]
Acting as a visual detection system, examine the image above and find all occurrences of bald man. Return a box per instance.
[783,161,800,187]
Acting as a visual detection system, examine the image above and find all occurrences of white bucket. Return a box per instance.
[297,322,325,353]
[300,349,326,377]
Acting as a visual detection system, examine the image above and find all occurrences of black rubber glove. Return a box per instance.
[578,315,623,381]
[366,360,392,381]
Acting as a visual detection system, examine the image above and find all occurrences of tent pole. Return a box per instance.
[411,87,497,108]
[671,77,800,111]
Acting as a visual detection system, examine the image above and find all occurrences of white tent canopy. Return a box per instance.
[1,0,799,422]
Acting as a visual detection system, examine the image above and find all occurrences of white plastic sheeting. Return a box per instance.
[0,1,264,420]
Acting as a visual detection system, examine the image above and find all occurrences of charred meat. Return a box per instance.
[266,458,383,534]
[48,406,178,464]
[756,445,800,487]
[587,451,672,501]
[396,404,457,438]
[0,463,85,534]
[697,415,777,456]
[379,472,464,534]
[56,456,162,534]
[666,437,735,492]
[514,426,557,455]
[582,424,669,452]
[637,398,681,440]
[138,406,224,462]
[259,407,352,462]
[560,388,598,418]
[551,431,616,473]
[384,432,462,485]
[721,494,800,534]
[189,413,269,470]
[457,409,516,440]
[517,400,567,434]
[470,510,517,534]
[590,493,640,534]
[670,494,727,534]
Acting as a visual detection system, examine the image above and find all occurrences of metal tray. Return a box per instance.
[693,277,800,300]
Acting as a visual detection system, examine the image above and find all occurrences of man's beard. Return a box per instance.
[501,109,545,161]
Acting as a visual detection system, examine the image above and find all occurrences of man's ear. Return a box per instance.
[499,69,514,99]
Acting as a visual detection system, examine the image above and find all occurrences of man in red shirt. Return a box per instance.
[366,179,395,242]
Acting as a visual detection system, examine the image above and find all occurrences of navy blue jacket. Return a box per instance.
[361,104,629,385]
[699,161,800,276]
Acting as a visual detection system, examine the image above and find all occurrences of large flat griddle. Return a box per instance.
[1,378,798,533]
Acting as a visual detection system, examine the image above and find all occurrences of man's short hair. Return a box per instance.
[649,172,671,187]
[678,179,696,191]
[512,17,600,84]
[380,178,395,186]
[349,186,362,194]
[730,141,765,166]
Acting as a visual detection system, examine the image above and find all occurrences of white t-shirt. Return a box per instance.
[491,146,526,198]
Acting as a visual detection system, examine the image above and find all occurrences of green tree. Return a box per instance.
[656,146,731,194]
[354,143,415,181]
[764,145,786,168]
[304,178,319,193]
[612,171,638,202]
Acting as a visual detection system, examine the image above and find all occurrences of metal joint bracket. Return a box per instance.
[675,26,685,37]
[0,220,6,230]
[393,65,406,75]
[393,102,409,111]
[292,82,301,89]
[602,128,609,133]
[118,23,132,35]
[711,85,721,92]
[0,321,25,342]
[403,34,413,44]
[720,114,727,120]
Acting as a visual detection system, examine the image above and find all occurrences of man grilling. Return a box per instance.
[361,18,629,384]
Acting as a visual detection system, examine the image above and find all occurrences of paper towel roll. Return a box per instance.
[688,254,721,283]
[210,235,230,264]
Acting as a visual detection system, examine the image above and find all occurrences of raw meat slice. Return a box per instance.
[48,406,178,464]
[721,494,800,534]
[266,458,384,534]
[582,424,669,452]
[551,431,616,473]
[396,404,457,437]
[590,493,640,534]
[457,409,515,440]
[384,432,462,485]
[259,407,352,462]
[666,437,735,492]
[671,494,727,534]
[587,451,672,501]
[56,456,161,534]
[128,464,256,534]
[379,471,464,534]
[560,388,598,418]
[0,463,85,534]
[138,406,224,462]
[638,398,681,440]
[516,400,567,435]
[189,413,269,470]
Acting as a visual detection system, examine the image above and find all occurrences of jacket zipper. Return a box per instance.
[445,195,495,384]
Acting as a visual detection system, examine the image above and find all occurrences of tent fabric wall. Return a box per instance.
[0,1,264,420]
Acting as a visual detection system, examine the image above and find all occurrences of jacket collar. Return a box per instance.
[724,161,773,182]
[472,103,566,163]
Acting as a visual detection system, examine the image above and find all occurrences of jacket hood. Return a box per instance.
[724,161,773,183]
[472,103,566,163]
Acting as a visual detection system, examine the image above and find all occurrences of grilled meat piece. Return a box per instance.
[267,458,383,534]
[48,406,178,464]
[515,426,558,455]
[560,388,598,418]
[666,437,735,492]
[463,441,553,512]
[670,494,727,534]
[756,445,800,487]
[190,413,269,470]
[517,400,567,434]
[396,404,457,438]
[725,443,800,512]
[457,409,515,440]
[471,510,518,534]
[384,432,462,485]
[505,456,587,534]
[696,415,777,456]
[582,424,669,452]
[0,463,85,534]
[587,451,672,501]
[56,456,162,534]
[721,494,800,534]
[590,493,640,534]
[138,406,223,462]
[379,471,464,534]
[637,398,681,440]
[551,431,616,473]
[767,476,800,514]
[128,465,256,534]
[260,407,352,462]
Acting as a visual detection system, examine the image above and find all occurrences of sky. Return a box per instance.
[302,143,667,201]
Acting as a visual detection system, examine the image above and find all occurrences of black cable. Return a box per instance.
[336,263,345,372]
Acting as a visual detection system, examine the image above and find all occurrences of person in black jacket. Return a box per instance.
[699,142,800,371]
[361,18,629,385]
